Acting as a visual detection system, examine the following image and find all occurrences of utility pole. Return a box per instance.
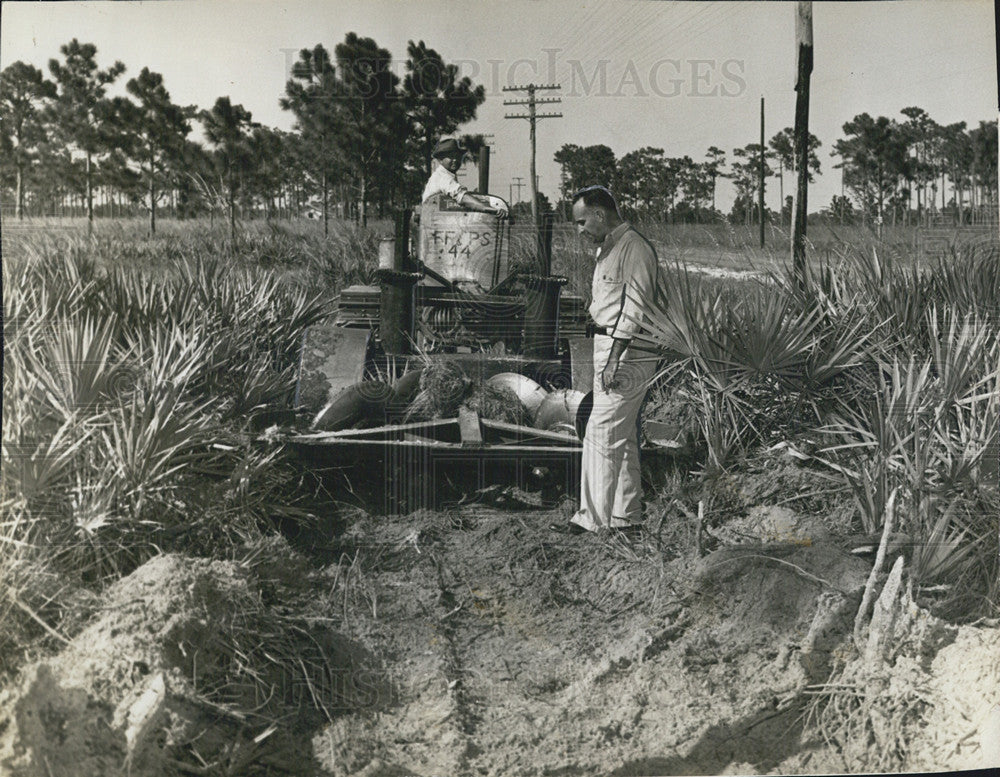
[759,96,766,248]
[791,1,813,286]
[504,83,562,226]
[778,158,784,226]
[511,176,525,203]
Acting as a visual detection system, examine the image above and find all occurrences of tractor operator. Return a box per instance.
[422,137,508,217]
[551,185,663,538]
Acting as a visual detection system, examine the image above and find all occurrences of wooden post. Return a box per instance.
[778,158,784,226]
[529,85,538,227]
[478,146,491,195]
[759,97,765,248]
[512,177,524,202]
[791,1,814,286]
[503,84,561,239]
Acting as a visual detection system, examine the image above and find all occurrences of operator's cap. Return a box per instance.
[432,137,466,159]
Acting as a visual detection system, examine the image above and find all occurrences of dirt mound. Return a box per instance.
[913,624,1000,770]
[795,574,1000,775]
[0,543,390,777]
[692,541,868,641]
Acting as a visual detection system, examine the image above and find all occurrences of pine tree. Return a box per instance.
[0,62,56,218]
[281,45,346,235]
[47,39,125,233]
[402,40,485,180]
[201,96,256,243]
[730,144,774,226]
[769,128,821,225]
[704,146,727,214]
[333,33,401,227]
[113,68,192,234]
[833,114,908,226]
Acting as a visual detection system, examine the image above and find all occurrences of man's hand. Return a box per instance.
[600,359,620,392]
[481,197,507,218]
[477,194,507,218]
[600,338,630,392]
[459,192,505,217]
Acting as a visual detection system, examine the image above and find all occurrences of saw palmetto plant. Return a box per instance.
[635,245,999,618]
[632,261,877,473]
[2,239,327,615]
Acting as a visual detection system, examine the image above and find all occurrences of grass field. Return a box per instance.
[2,214,999,775]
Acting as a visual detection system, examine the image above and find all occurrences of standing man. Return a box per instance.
[552,185,662,537]
[422,137,508,217]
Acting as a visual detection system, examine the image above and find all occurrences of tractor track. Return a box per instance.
[426,548,484,772]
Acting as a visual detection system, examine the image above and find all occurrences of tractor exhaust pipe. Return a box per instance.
[522,213,565,359]
[478,146,490,194]
[522,274,565,358]
[536,210,554,276]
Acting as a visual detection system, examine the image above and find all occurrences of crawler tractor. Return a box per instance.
[288,151,599,511]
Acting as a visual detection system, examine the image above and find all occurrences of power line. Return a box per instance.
[585,2,709,74]
[576,2,730,87]
[583,1,667,65]
[555,0,617,64]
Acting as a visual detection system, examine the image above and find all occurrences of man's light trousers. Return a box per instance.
[571,335,657,532]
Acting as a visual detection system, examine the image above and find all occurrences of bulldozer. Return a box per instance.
[287,149,599,511]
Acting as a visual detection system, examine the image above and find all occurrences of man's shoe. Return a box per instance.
[549,521,589,536]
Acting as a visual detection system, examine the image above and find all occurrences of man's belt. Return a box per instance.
[590,325,633,339]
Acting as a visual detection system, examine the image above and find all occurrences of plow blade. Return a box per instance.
[286,412,581,513]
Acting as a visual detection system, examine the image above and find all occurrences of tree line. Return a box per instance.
[554,131,826,226]
[0,36,486,236]
[554,110,997,227]
[832,109,997,227]
[2,35,997,234]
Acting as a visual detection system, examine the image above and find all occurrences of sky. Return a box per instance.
[1,0,997,213]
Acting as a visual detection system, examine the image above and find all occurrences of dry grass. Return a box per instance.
[464,383,527,424]
[806,655,932,772]
[1,215,383,292]
[406,360,472,420]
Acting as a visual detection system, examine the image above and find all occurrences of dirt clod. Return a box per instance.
[0,543,390,777]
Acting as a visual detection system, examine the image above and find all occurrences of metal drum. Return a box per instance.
[419,199,509,289]
[534,389,589,436]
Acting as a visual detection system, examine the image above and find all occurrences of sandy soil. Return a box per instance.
[309,501,871,777]
[1,454,997,776]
